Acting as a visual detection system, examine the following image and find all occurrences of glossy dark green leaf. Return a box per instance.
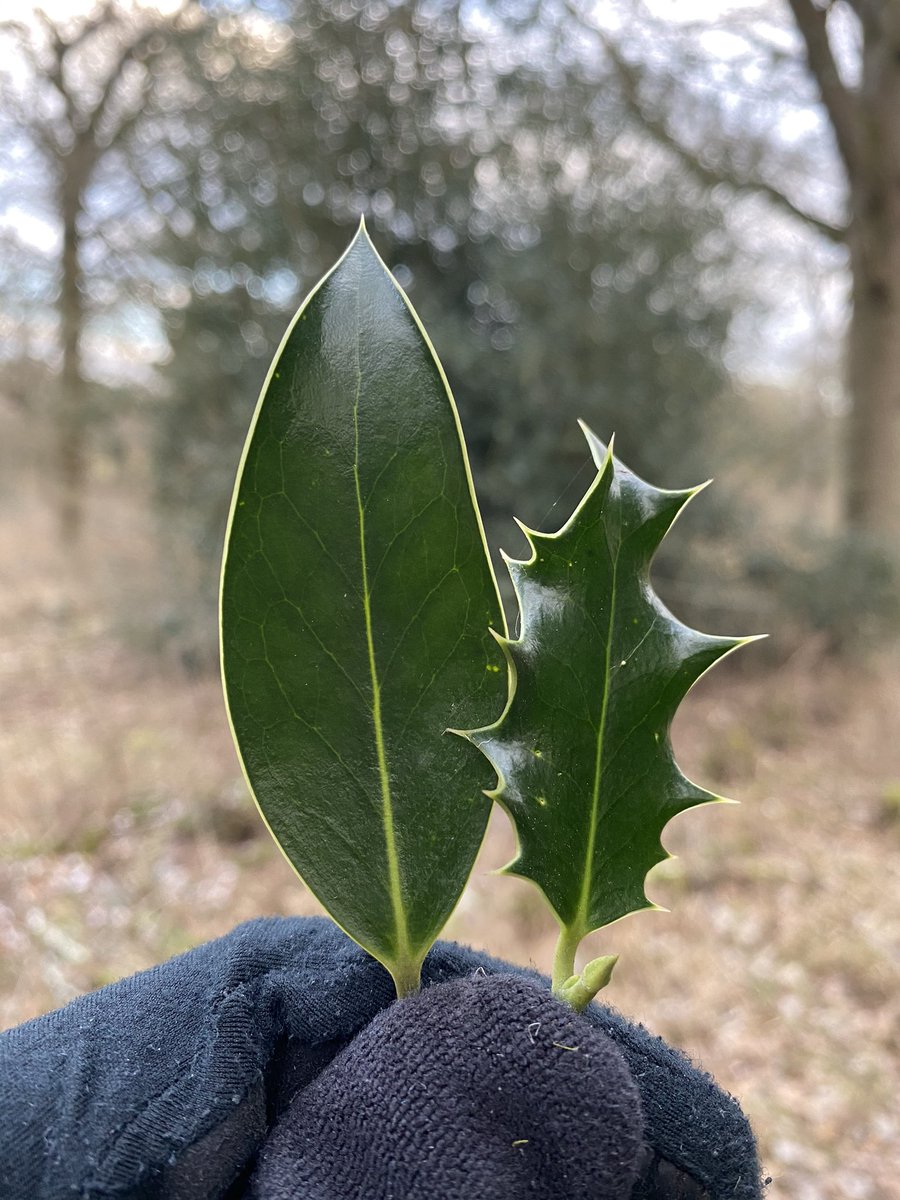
[220,222,505,996]
[462,422,757,1006]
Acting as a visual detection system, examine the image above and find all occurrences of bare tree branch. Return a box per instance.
[597,25,847,244]
[785,0,864,177]
[33,14,82,137]
[86,30,154,142]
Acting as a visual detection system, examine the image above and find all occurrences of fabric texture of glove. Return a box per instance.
[0,915,763,1200]
[249,972,644,1200]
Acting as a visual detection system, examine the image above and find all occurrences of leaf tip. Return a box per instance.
[495,850,526,880]
[577,420,615,472]
[512,515,545,549]
[487,625,514,654]
[715,794,741,808]
[470,771,507,811]
[499,543,529,571]
[738,632,769,648]
[487,856,511,879]
[351,213,379,259]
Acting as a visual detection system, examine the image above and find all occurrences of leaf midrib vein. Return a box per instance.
[352,269,411,965]
[576,537,620,936]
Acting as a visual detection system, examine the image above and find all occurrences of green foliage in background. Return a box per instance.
[146,0,737,656]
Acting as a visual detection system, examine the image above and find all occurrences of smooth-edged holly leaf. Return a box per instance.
[461,422,759,1006]
[220,221,506,997]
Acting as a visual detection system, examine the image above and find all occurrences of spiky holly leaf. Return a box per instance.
[461,423,758,1007]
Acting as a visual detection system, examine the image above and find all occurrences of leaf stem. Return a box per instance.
[390,957,422,1000]
[551,924,582,995]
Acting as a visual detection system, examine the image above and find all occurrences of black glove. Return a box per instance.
[0,916,763,1199]
[249,972,645,1200]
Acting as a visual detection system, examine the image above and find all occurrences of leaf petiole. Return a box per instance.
[551,923,582,996]
[390,956,424,1000]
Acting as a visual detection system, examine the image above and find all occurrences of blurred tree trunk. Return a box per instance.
[57,149,91,545]
[839,1,900,537]
[2,4,186,546]
[589,0,900,539]
[784,0,900,538]
[846,197,900,537]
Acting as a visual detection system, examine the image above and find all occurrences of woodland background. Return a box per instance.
[0,2,898,1197]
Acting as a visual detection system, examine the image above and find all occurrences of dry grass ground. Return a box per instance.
[1,465,898,1200]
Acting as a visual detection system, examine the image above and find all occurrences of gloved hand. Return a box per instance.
[249,972,645,1200]
[0,917,763,1200]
